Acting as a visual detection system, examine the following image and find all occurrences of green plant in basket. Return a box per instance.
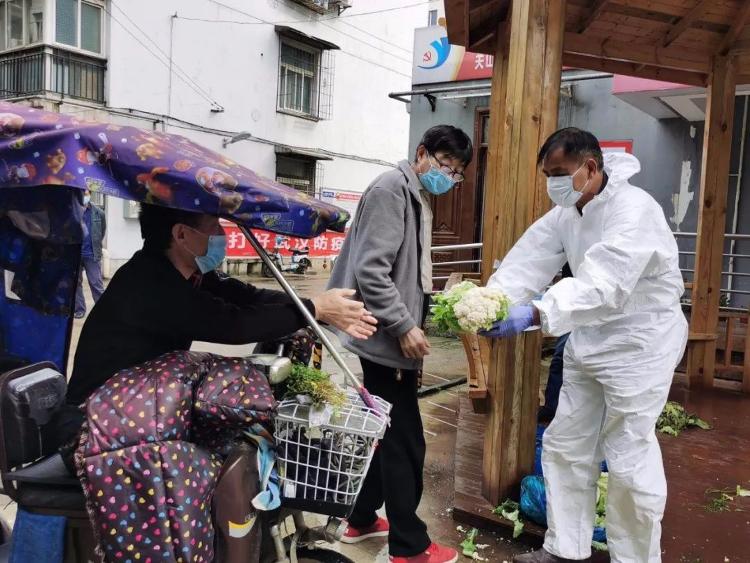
[431,280,511,334]
[286,363,346,410]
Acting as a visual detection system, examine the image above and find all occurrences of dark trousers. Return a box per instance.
[348,357,431,557]
[75,257,105,316]
[539,333,569,422]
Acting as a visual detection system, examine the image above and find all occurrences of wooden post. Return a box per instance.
[687,54,737,388]
[479,0,565,504]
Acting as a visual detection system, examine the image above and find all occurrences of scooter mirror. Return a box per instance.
[248,354,292,385]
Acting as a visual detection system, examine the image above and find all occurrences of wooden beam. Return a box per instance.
[563,52,708,87]
[468,0,504,24]
[445,0,468,48]
[662,0,710,48]
[577,0,611,33]
[687,54,738,388]
[730,39,750,56]
[717,2,750,55]
[564,32,711,74]
[480,0,565,505]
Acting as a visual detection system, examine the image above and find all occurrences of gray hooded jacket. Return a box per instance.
[327,160,430,370]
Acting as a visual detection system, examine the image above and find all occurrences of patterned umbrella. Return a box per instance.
[0,101,349,237]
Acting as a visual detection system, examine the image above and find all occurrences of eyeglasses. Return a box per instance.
[430,154,465,182]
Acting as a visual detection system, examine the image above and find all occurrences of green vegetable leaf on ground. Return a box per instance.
[493,499,525,539]
[656,401,711,436]
[591,541,609,552]
[704,486,749,513]
[459,527,479,557]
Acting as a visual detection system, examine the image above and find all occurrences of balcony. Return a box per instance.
[0,45,106,104]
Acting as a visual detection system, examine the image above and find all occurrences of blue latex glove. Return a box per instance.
[480,305,536,338]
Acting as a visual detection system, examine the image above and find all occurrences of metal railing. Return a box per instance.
[431,242,483,282]
[675,232,750,299]
[0,45,106,104]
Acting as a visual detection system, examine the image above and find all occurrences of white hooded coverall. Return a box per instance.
[487,152,687,563]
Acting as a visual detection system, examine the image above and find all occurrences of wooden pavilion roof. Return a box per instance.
[445,0,750,87]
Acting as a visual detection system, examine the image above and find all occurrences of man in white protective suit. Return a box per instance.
[482,128,688,563]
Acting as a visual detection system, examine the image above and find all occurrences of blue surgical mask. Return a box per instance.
[546,164,590,208]
[419,167,456,195]
[83,195,91,206]
[194,234,227,274]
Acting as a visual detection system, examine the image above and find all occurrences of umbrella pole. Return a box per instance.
[238,226,362,388]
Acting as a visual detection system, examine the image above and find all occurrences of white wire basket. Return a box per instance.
[274,389,391,517]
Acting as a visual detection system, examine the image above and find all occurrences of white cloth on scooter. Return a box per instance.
[246,429,281,511]
[487,151,688,562]
[419,188,434,293]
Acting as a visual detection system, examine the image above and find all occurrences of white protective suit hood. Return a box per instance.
[601,150,640,188]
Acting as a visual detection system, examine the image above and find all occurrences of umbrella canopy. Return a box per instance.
[0,102,349,238]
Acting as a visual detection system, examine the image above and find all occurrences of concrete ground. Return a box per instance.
[6,269,530,562]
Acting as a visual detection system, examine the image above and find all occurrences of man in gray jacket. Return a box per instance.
[329,125,472,563]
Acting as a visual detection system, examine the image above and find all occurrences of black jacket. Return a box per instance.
[67,249,313,405]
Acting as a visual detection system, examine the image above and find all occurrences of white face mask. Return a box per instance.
[546,164,590,208]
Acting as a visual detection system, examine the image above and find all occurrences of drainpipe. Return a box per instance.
[167,12,177,118]
[727,96,749,303]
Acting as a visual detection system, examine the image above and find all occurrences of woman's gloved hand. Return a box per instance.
[480,305,538,338]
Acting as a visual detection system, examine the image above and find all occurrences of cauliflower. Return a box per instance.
[431,282,510,334]
[453,287,510,333]
[431,281,477,333]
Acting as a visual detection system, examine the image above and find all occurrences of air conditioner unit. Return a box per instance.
[290,0,352,15]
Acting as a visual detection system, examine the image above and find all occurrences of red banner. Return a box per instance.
[455,52,495,81]
[222,221,346,258]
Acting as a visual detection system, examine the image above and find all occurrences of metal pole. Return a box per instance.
[239,226,363,388]
[727,95,749,300]
[168,13,176,117]
[417,377,467,398]
[388,73,612,103]
[431,242,483,252]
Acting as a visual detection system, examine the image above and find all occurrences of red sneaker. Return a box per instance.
[340,517,389,544]
[389,543,458,563]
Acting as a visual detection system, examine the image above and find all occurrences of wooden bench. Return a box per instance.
[679,308,750,393]
[445,273,490,413]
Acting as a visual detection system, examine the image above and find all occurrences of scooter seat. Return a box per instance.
[4,453,86,512]
[4,453,78,486]
[15,482,86,512]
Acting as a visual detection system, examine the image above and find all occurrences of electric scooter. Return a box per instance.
[262,236,313,278]
[0,354,353,563]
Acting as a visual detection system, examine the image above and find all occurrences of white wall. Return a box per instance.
[98,0,424,269]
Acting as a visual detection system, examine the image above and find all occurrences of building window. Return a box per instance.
[276,154,318,197]
[279,41,318,117]
[428,9,438,26]
[0,0,44,51]
[55,0,102,54]
[276,26,337,121]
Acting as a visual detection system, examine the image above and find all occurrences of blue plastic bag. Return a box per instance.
[520,475,547,526]
[520,475,608,543]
